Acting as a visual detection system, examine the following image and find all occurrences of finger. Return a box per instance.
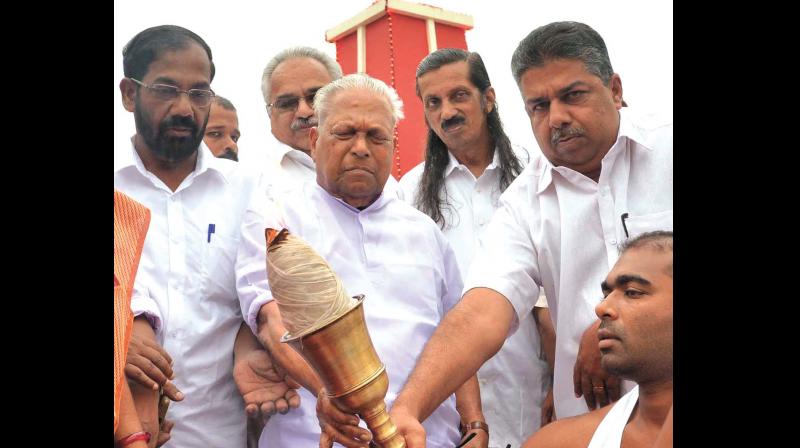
[156,431,171,447]
[245,403,259,417]
[321,423,370,448]
[286,389,301,409]
[606,375,622,402]
[162,380,184,401]
[131,355,170,386]
[319,430,334,448]
[321,399,360,427]
[573,360,582,397]
[142,338,174,366]
[275,398,289,415]
[581,373,596,409]
[592,376,609,408]
[124,364,160,390]
[161,419,175,433]
[260,400,277,417]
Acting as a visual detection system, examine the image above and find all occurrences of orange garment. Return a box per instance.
[114,190,151,433]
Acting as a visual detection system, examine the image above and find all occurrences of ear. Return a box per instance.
[610,73,623,109]
[120,78,137,113]
[309,126,319,162]
[484,86,496,114]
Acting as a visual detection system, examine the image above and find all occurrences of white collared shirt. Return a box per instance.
[115,140,261,447]
[464,108,673,419]
[399,144,551,447]
[236,183,463,448]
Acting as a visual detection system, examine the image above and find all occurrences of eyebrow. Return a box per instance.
[527,80,591,105]
[601,274,652,293]
[151,77,210,89]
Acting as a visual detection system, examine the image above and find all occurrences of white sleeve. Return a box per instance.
[130,262,163,335]
[235,189,283,334]
[463,194,541,335]
[439,234,464,316]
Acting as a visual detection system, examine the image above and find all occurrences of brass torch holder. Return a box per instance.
[281,295,405,448]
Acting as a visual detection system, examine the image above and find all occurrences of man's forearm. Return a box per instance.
[129,380,159,447]
[233,321,262,362]
[454,374,484,424]
[393,288,514,421]
[533,306,556,376]
[256,301,323,395]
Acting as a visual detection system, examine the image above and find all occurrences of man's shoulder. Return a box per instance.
[524,406,611,447]
[623,108,673,152]
[398,161,425,187]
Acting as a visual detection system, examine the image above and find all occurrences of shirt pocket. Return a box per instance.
[624,209,673,239]
[200,232,239,299]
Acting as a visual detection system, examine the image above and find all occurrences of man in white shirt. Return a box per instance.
[115,25,299,447]
[398,48,552,448]
[523,231,673,448]
[236,74,485,448]
[260,46,400,200]
[389,21,673,446]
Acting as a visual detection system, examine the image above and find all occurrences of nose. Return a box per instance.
[441,99,458,121]
[350,133,371,158]
[595,294,618,320]
[548,100,571,130]
[225,137,238,154]
[170,91,195,117]
[296,96,314,119]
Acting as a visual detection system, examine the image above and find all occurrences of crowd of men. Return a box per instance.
[114,19,672,448]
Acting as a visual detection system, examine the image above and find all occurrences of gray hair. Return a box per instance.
[314,73,404,127]
[261,46,343,104]
[511,21,614,86]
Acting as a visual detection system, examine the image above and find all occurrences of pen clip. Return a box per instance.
[620,213,629,238]
[207,223,216,243]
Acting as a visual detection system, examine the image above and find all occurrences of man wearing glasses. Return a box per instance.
[115,25,299,447]
[260,47,400,199]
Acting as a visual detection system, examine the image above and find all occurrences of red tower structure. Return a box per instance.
[325,0,473,179]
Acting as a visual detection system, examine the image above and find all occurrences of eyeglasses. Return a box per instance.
[268,92,317,113]
[129,78,215,108]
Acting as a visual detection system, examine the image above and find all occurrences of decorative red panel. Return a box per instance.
[335,32,358,75]
[435,22,468,50]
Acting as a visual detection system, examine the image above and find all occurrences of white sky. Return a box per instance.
[114,0,672,170]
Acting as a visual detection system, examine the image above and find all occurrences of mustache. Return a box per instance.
[551,126,585,146]
[160,115,199,136]
[291,116,318,131]
[441,115,465,131]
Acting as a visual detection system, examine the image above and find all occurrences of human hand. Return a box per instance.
[316,388,371,448]
[388,404,424,447]
[233,348,301,424]
[540,386,556,427]
[155,419,174,447]
[125,332,184,402]
[573,321,621,409]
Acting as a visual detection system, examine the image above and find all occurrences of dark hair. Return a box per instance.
[122,25,215,82]
[414,48,523,228]
[511,21,613,86]
[620,230,673,276]
[214,95,236,111]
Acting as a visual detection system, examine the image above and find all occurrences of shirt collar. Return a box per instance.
[277,140,316,170]
[444,146,501,178]
[535,108,648,193]
[115,136,231,184]
[314,182,390,214]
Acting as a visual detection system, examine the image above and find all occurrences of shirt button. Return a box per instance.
[610,239,617,245]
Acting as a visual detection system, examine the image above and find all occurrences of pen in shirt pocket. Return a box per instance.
[207,223,215,243]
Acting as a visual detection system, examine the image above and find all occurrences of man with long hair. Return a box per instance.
[399,48,553,448]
